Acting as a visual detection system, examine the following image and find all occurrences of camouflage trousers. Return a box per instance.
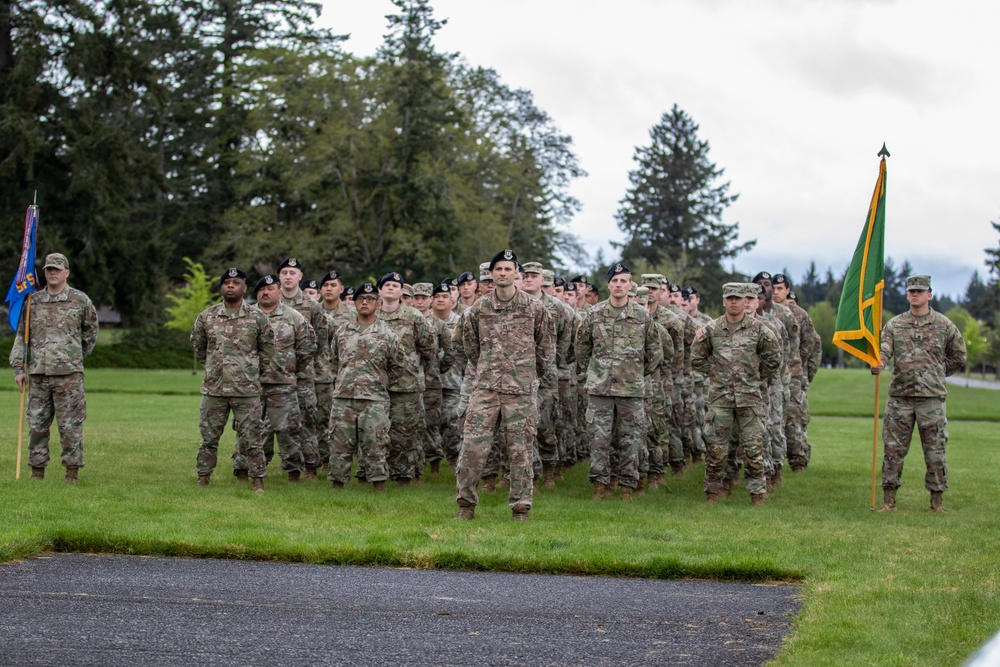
[441,389,463,464]
[680,376,700,456]
[767,379,787,471]
[535,384,559,465]
[388,391,425,481]
[329,398,390,484]
[576,383,589,462]
[456,390,535,510]
[586,395,645,489]
[26,372,86,470]
[801,376,812,444]
[238,383,301,474]
[786,373,809,468]
[314,381,335,465]
[557,379,577,466]
[644,395,669,476]
[423,388,444,465]
[296,381,321,471]
[704,402,766,496]
[667,384,685,465]
[881,396,949,492]
[692,379,707,452]
[197,395,266,478]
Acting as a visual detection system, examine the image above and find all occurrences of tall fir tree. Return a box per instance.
[615,104,753,289]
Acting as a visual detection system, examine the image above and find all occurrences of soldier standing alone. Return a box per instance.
[11,252,98,483]
[872,275,966,512]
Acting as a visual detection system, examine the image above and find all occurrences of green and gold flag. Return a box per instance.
[833,155,886,367]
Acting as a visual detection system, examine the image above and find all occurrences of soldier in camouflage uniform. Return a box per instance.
[412,282,455,475]
[577,263,662,500]
[192,269,275,491]
[644,275,686,476]
[773,277,820,464]
[455,271,478,315]
[236,275,314,481]
[11,253,98,483]
[328,283,405,491]
[316,270,353,471]
[520,263,570,488]
[432,283,464,467]
[456,250,554,521]
[872,275,967,513]
[665,282,700,465]
[639,276,675,490]
[683,287,712,455]
[691,283,781,506]
[277,258,328,479]
[377,272,438,484]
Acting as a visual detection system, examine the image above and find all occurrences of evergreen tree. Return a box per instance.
[615,104,753,289]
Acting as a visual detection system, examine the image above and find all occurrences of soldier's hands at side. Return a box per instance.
[14,373,26,391]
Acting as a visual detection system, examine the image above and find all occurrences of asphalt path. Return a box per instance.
[0,554,799,666]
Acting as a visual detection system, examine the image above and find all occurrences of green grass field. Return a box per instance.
[0,367,997,666]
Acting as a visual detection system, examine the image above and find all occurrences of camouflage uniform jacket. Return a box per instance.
[651,305,685,384]
[770,301,801,379]
[880,308,967,398]
[668,305,698,377]
[330,319,405,402]
[254,303,315,386]
[379,303,437,393]
[463,288,554,395]
[690,314,781,408]
[648,320,674,399]
[423,313,456,390]
[280,291,328,381]
[788,301,819,381]
[192,302,275,397]
[315,301,354,383]
[576,299,662,398]
[547,294,577,382]
[690,311,713,384]
[10,287,98,376]
[757,310,787,391]
[435,312,463,392]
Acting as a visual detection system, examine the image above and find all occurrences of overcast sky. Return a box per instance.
[318,0,999,298]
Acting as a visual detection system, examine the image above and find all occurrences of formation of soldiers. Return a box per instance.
[191,254,822,516]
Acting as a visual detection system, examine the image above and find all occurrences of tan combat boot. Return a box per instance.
[330,480,345,490]
[705,492,720,505]
[287,470,301,484]
[877,488,897,512]
[372,481,386,493]
[751,493,766,507]
[633,478,645,498]
[543,466,556,490]
[772,468,783,487]
[481,476,497,493]
[511,502,530,521]
[30,467,45,480]
[671,462,685,477]
[303,469,318,481]
[592,482,609,500]
[620,486,633,502]
[720,478,734,498]
[197,475,210,487]
[235,470,249,483]
[457,500,475,520]
[250,477,265,493]
[430,460,441,475]
[64,468,79,484]
[930,491,946,513]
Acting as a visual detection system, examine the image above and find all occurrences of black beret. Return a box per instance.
[787,290,798,301]
[488,249,518,270]
[319,271,341,287]
[220,268,247,283]
[688,286,700,296]
[668,283,681,293]
[679,287,692,300]
[772,273,790,286]
[456,271,476,285]
[343,286,355,299]
[553,276,566,288]
[432,283,451,297]
[586,283,599,294]
[377,272,404,290]
[254,274,279,294]
[564,282,577,293]
[441,277,458,288]
[569,274,587,283]
[753,283,765,295]
[752,271,772,283]
[278,258,302,273]
[354,283,378,297]
[300,279,318,291]
[606,262,631,282]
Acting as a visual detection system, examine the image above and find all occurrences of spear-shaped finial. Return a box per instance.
[877,143,890,158]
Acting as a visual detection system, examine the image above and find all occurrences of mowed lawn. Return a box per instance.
[0,368,997,666]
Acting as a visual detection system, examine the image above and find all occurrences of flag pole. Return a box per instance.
[15,297,30,480]
[870,373,880,509]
